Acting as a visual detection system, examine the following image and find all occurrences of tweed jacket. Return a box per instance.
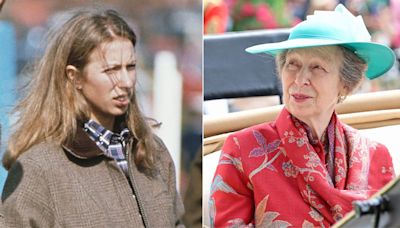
[2,127,185,227]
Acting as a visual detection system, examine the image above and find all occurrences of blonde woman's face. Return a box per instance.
[81,38,136,125]
[281,46,346,123]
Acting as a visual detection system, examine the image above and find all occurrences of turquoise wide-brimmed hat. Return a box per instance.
[246,4,395,79]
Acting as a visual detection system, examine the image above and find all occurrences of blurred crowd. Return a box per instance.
[0,0,202,194]
[204,0,400,92]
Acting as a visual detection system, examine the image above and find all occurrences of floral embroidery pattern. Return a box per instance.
[284,129,307,148]
[282,160,298,178]
[302,220,315,228]
[345,126,376,188]
[219,153,244,173]
[381,166,394,176]
[247,182,254,191]
[255,195,291,227]
[210,175,238,195]
[304,152,321,169]
[248,130,282,179]
[249,130,280,158]
[331,204,344,222]
[296,151,328,183]
[233,137,240,149]
[227,218,254,228]
[209,198,216,227]
[308,207,325,227]
[334,158,345,184]
[300,185,324,210]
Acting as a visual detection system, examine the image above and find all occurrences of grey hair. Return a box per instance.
[337,46,367,94]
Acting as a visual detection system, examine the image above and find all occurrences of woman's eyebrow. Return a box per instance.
[286,55,301,62]
[309,57,331,66]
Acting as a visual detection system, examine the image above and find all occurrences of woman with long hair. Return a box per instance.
[2,9,184,227]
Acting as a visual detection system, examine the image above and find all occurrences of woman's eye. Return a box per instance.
[127,64,136,71]
[286,62,299,70]
[104,68,117,73]
[312,65,327,72]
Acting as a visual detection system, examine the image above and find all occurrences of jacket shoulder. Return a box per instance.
[153,135,174,162]
[229,121,278,141]
[222,121,279,160]
[17,141,64,169]
[2,142,62,227]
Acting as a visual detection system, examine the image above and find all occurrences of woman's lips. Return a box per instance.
[291,93,312,103]
[113,96,129,107]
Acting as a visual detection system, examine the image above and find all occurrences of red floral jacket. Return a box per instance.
[210,108,394,227]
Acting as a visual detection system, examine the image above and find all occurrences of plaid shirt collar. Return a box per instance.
[62,118,134,160]
[83,120,130,157]
[82,119,131,175]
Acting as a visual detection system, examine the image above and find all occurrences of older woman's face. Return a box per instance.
[281,46,346,121]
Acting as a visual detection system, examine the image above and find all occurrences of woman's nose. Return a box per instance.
[118,69,135,89]
[294,68,311,86]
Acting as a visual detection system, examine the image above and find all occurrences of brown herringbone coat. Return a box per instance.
[1,128,184,227]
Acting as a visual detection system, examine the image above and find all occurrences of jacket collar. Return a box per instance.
[62,125,104,159]
[62,116,133,159]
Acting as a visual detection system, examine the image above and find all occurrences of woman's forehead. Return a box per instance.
[89,38,136,64]
[287,46,342,61]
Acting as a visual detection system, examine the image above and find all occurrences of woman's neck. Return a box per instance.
[297,111,333,141]
[90,114,115,131]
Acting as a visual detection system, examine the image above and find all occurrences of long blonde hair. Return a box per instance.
[3,9,157,171]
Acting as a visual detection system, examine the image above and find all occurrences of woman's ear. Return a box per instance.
[341,85,349,96]
[66,65,82,89]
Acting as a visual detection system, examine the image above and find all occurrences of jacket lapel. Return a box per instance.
[62,126,103,159]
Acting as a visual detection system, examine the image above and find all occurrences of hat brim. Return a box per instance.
[246,38,395,79]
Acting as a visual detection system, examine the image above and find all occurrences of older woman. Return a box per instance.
[210,4,395,227]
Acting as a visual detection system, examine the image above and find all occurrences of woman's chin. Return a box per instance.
[286,105,314,119]
[109,107,128,117]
